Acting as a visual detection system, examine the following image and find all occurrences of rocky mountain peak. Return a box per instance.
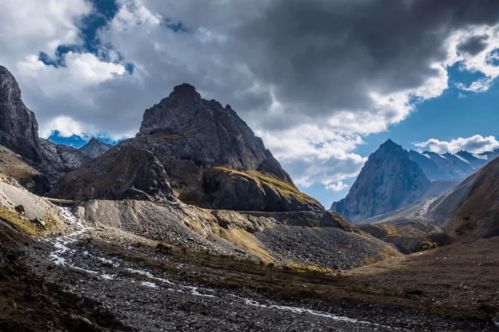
[80,138,112,159]
[379,139,401,150]
[0,65,41,163]
[331,139,431,222]
[130,83,321,211]
[168,83,201,103]
[138,83,287,176]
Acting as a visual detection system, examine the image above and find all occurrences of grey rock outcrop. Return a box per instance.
[0,66,41,163]
[331,140,431,222]
[80,138,112,159]
[55,144,175,202]
[39,138,90,185]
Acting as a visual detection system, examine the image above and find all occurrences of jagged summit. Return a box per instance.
[167,83,201,103]
[380,138,397,148]
[138,84,290,178]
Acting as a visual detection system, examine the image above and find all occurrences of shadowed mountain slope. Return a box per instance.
[430,155,499,239]
[331,140,431,222]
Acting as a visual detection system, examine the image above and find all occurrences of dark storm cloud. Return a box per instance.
[457,35,489,55]
[238,0,499,121]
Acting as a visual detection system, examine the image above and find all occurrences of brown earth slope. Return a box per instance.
[430,156,499,239]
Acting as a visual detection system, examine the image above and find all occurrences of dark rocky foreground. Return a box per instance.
[15,211,492,332]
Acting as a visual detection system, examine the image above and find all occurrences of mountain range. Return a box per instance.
[332,139,498,223]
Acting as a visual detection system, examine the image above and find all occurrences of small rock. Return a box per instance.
[15,204,25,215]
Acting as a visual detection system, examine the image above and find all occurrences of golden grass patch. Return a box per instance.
[285,262,335,274]
[220,227,275,263]
[213,166,320,206]
[0,204,60,238]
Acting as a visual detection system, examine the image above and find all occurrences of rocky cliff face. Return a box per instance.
[0,66,90,189]
[55,143,175,202]
[0,66,41,163]
[331,140,431,222]
[39,139,90,185]
[79,138,112,159]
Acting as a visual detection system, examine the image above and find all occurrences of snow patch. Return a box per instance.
[453,154,470,164]
[473,153,488,160]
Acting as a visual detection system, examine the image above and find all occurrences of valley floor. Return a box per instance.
[4,219,495,331]
[346,236,499,317]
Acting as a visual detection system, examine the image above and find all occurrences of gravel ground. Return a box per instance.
[20,222,491,331]
[255,224,394,270]
[25,228,398,332]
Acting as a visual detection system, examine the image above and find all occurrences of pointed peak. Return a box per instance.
[381,138,396,146]
[82,137,112,148]
[168,83,201,103]
[379,139,402,151]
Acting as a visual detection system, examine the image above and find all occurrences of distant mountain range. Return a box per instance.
[408,149,498,181]
[331,139,499,222]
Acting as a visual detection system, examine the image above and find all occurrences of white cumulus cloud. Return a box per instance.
[414,135,499,154]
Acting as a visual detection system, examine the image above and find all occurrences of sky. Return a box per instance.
[1,0,499,207]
